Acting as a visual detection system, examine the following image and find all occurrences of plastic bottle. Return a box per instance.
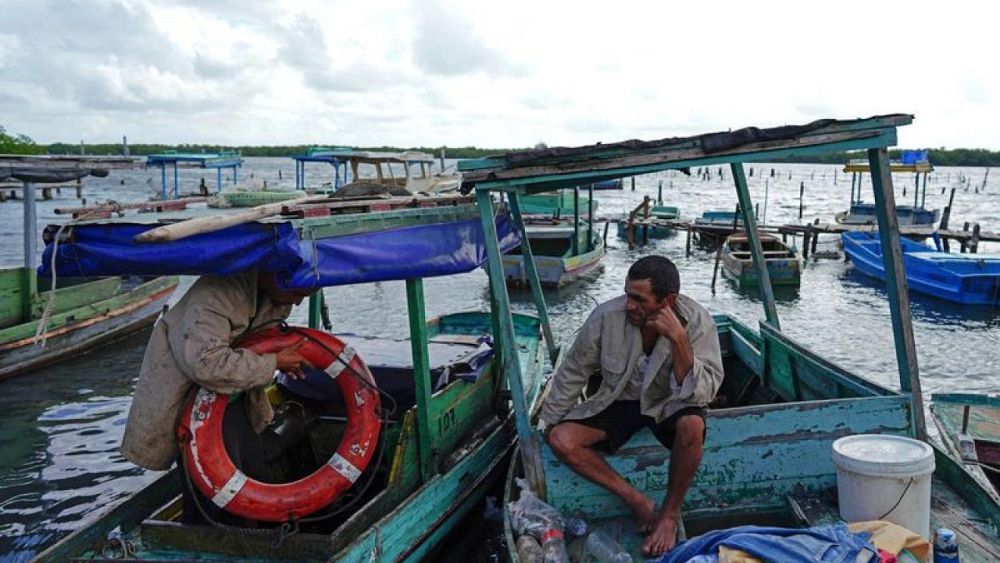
[585,529,633,563]
[515,534,544,563]
[933,528,960,562]
[563,516,588,537]
[540,528,570,563]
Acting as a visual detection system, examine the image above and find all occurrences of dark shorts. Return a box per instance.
[574,400,707,454]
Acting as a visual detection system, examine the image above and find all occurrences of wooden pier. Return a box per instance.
[619,216,1000,258]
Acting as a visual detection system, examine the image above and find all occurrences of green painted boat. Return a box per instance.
[519,189,596,217]
[721,233,801,288]
[222,189,308,207]
[503,223,605,288]
[616,205,680,240]
[931,393,1000,497]
[1,166,178,380]
[34,200,552,562]
[457,114,1000,562]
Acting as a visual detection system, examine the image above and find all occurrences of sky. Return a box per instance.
[1,0,998,150]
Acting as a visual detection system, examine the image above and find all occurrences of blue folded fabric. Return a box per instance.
[651,524,879,563]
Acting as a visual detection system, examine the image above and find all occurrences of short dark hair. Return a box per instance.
[627,255,680,300]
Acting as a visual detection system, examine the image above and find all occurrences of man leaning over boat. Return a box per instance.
[120,271,313,523]
[540,255,724,557]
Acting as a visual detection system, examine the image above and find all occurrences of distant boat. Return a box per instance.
[518,189,597,217]
[930,393,1000,497]
[503,222,605,288]
[838,153,939,226]
[590,178,623,190]
[291,147,461,195]
[219,188,307,207]
[616,204,680,240]
[693,210,744,242]
[842,231,1000,305]
[721,233,801,288]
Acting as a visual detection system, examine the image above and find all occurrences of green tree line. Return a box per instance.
[6,125,999,165]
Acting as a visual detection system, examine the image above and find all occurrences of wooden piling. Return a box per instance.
[799,182,804,219]
[631,177,635,191]
[41,187,52,200]
[971,223,981,254]
[75,180,82,198]
[960,222,970,253]
[685,228,692,257]
[811,220,820,256]
[803,229,811,260]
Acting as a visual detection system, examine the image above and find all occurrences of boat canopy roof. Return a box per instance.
[0,164,109,184]
[38,202,520,290]
[146,151,244,168]
[293,147,435,165]
[460,114,912,193]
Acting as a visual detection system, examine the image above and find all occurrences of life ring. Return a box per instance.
[176,326,381,522]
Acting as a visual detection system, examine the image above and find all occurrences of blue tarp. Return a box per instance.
[652,524,879,563]
[39,214,521,290]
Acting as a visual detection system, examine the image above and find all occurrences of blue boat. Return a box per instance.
[843,231,1000,305]
[838,155,939,226]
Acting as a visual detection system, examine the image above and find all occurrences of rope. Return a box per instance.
[33,200,124,347]
[877,477,914,520]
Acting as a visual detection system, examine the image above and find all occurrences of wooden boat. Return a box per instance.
[931,393,1000,496]
[0,166,178,380]
[837,154,938,226]
[692,210,743,242]
[220,188,307,207]
[842,231,1000,305]
[591,178,623,190]
[518,189,597,217]
[616,200,680,240]
[721,233,801,288]
[291,147,461,195]
[458,114,1000,562]
[503,223,605,288]
[35,195,550,562]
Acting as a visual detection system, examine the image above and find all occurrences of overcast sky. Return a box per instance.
[2,0,997,150]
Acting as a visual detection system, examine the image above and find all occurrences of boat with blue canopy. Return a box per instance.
[35,192,555,562]
[458,114,1000,562]
[843,230,1000,305]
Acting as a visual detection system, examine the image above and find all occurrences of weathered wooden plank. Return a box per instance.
[543,396,912,518]
[0,268,26,328]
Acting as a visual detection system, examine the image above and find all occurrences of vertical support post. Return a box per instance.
[173,162,179,199]
[731,164,780,329]
[921,172,928,208]
[913,173,919,208]
[798,181,805,219]
[217,168,222,193]
[508,192,558,364]
[630,177,635,191]
[308,290,323,329]
[160,164,167,200]
[587,183,595,252]
[762,178,769,225]
[572,187,580,256]
[657,180,663,204]
[22,181,38,316]
[476,188,546,497]
[867,148,926,441]
[406,278,436,482]
[233,164,239,185]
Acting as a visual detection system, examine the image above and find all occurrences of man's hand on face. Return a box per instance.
[274,340,314,380]
[646,302,685,342]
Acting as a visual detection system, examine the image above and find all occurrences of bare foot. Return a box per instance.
[643,513,678,558]
[627,496,656,533]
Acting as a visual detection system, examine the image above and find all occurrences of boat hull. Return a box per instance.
[0,276,178,379]
[843,231,1000,305]
[836,203,939,226]
[503,235,605,288]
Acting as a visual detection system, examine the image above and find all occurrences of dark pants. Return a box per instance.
[180,395,270,526]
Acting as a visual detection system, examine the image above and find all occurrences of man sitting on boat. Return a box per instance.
[120,271,313,522]
[541,255,724,557]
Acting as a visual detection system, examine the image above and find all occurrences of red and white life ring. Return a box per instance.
[176,326,381,522]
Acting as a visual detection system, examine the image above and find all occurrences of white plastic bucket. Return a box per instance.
[831,434,935,538]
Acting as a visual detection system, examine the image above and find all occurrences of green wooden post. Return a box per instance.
[508,192,558,364]
[307,290,323,329]
[731,164,780,330]
[572,186,580,256]
[22,181,38,317]
[587,183,594,252]
[406,278,436,481]
[476,188,546,497]
[867,148,926,440]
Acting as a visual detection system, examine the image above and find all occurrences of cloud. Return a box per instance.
[411,2,517,77]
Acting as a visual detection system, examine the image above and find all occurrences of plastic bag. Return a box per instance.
[508,478,566,539]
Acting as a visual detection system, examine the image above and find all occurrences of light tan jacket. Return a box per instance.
[121,272,292,471]
[540,294,723,427]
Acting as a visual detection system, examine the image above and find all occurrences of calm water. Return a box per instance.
[1,158,998,560]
